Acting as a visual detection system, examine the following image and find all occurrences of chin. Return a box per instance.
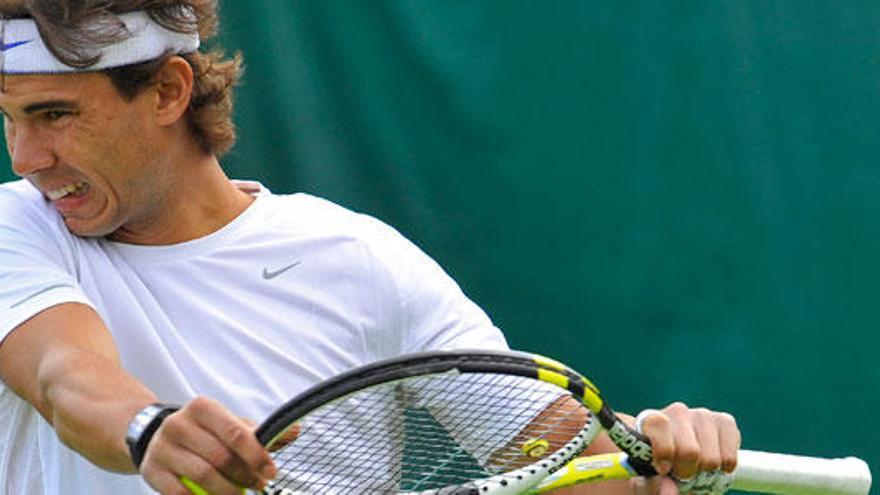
[63,218,120,239]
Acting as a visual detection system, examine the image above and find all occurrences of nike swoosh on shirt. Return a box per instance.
[262,261,301,280]
[1,40,34,51]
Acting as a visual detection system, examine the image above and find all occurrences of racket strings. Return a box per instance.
[488,396,590,471]
[265,372,590,494]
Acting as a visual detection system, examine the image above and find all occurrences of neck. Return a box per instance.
[109,148,254,246]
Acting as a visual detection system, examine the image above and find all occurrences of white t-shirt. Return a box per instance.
[0,180,507,494]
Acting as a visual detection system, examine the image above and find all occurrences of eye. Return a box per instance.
[44,110,71,121]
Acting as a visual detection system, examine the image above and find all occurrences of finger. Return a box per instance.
[144,430,256,495]
[181,477,247,495]
[142,467,194,495]
[661,402,701,480]
[716,412,741,473]
[185,397,276,480]
[158,411,263,490]
[142,449,244,495]
[691,408,722,472]
[645,474,680,495]
[638,410,674,475]
[170,450,246,495]
[267,424,300,453]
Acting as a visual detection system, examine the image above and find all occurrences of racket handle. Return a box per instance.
[731,449,872,495]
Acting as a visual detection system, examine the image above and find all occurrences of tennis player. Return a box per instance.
[0,1,738,494]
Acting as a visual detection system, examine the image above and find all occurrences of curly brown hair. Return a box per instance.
[0,0,242,156]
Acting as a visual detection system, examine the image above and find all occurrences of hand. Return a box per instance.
[637,403,740,495]
[138,397,276,495]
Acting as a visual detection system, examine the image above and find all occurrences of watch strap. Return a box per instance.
[126,403,180,469]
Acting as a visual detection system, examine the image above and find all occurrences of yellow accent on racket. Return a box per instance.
[580,387,604,413]
[532,354,567,371]
[533,354,601,395]
[522,438,550,458]
[528,453,636,493]
[536,368,569,389]
[181,476,246,495]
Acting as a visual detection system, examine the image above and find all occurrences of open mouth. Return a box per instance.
[46,181,89,201]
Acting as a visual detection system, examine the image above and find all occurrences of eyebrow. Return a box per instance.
[22,100,77,115]
[0,99,78,118]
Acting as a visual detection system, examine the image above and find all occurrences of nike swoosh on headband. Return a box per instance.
[1,39,33,51]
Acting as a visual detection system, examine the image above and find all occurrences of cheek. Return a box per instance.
[64,119,131,170]
[105,126,164,198]
[63,109,162,191]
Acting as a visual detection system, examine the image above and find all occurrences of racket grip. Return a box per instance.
[731,449,872,495]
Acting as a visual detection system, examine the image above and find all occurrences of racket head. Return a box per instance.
[255,350,604,494]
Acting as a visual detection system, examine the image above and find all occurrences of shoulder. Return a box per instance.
[259,192,411,246]
[0,180,93,267]
[257,190,439,287]
[0,179,48,211]
[0,180,67,235]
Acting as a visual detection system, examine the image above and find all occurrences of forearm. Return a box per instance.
[0,304,158,473]
[38,346,158,472]
[494,397,639,495]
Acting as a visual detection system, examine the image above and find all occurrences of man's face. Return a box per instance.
[0,72,167,237]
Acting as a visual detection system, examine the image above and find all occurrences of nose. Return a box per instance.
[8,123,55,177]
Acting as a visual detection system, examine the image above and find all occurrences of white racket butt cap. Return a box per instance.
[732,450,872,495]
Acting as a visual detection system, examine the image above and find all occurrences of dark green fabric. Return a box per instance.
[1,0,876,481]
[215,1,879,473]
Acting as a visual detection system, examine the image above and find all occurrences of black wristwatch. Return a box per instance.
[125,403,180,469]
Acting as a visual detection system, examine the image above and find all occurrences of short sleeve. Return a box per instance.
[360,215,508,354]
[0,183,92,344]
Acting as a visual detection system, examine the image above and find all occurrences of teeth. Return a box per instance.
[47,182,87,200]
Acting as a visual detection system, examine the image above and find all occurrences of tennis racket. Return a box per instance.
[190,349,872,494]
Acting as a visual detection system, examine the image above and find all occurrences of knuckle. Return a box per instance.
[159,414,184,436]
[224,424,247,445]
[190,462,214,484]
[691,407,714,426]
[663,401,689,416]
[692,406,712,416]
[187,396,214,414]
[716,411,737,426]
[642,412,668,430]
[207,445,236,471]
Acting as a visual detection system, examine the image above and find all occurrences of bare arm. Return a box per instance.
[495,395,739,495]
[0,302,275,494]
[0,302,156,472]
[485,396,637,494]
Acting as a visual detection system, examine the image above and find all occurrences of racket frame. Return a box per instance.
[256,350,657,494]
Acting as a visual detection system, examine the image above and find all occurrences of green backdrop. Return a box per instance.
[2,0,877,486]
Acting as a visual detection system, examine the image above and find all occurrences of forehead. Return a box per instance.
[0,72,117,111]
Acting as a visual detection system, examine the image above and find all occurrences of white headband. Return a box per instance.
[0,11,200,74]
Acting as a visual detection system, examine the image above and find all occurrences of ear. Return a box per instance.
[153,56,194,127]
